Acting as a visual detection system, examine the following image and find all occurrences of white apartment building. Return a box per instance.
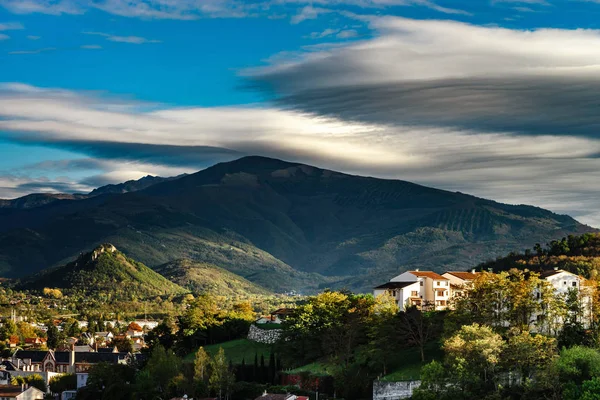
[374,270,450,311]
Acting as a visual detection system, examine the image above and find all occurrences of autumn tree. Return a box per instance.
[209,347,235,400]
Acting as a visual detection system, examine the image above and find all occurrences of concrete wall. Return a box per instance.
[373,380,421,400]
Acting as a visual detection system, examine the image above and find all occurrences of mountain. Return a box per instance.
[89,174,186,196]
[0,156,593,292]
[0,193,88,209]
[0,174,185,210]
[156,259,272,297]
[18,244,187,299]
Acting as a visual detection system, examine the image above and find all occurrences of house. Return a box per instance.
[442,270,479,302]
[8,336,19,349]
[539,268,581,294]
[374,281,422,311]
[93,332,113,342]
[374,270,450,311]
[254,393,298,400]
[76,373,88,389]
[269,309,294,324]
[126,322,144,338]
[23,338,46,349]
[12,349,132,374]
[0,384,44,399]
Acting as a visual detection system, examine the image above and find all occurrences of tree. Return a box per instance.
[397,307,443,362]
[47,324,61,350]
[443,324,504,392]
[137,345,182,398]
[112,337,133,353]
[194,346,210,383]
[502,329,556,379]
[49,373,76,394]
[209,347,235,399]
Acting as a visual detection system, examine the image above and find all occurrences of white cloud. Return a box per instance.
[0,21,23,30]
[82,31,161,44]
[306,28,339,39]
[1,83,600,226]
[9,47,56,54]
[0,0,469,20]
[336,29,358,38]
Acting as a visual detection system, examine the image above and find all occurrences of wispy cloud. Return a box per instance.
[248,17,600,140]
[0,21,23,30]
[81,44,102,49]
[82,31,161,44]
[0,0,469,20]
[2,82,600,226]
[0,34,8,40]
[9,47,56,54]
[306,28,339,39]
[26,35,40,40]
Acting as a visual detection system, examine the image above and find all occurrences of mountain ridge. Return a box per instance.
[0,156,593,292]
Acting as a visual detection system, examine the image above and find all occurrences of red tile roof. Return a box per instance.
[409,271,448,280]
[445,271,478,280]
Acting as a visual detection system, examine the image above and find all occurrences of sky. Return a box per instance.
[2,1,600,227]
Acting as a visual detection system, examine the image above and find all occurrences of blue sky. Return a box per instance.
[2,0,600,226]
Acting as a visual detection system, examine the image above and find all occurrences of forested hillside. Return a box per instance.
[17,244,187,300]
[0,157,592,293]
[477,233,600,278]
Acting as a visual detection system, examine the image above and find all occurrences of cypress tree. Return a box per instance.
[253,352,258,382]
[260,354,266,383]
[240,358,246,381]
[268,352,276,383]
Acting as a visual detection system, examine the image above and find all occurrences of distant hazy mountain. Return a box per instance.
[0,156,592,292]
[0,174,185,210]
[0,193,88,209]
[18,244,186,299]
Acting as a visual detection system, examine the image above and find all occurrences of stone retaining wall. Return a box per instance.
[373,380,421,400]
[247,324,282,344]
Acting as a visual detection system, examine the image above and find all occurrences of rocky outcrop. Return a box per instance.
[247,324,282,344]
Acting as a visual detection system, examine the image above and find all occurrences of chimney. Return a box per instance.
[471,269,476,274]
[553,266,559,271]
[415,268,420,272]
[488,268,493,273]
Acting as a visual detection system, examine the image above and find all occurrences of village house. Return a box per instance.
[442,270,479,302]
[374,270,450,311]
[0,384,44,400]
[10,349,133,374]
[23,338,46,349]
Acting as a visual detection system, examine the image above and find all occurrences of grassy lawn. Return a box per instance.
[185,339,273,365]
[286,362,333,377]
[381,342,443,382]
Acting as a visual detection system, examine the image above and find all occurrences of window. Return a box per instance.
[437,290,445,297]
[572,282,577,287]
[392,290,397,296]
[537,292,541,299]
[411,291,419,297]
[437,281,441,286]
[420,281,423,286]
[444,281,448,286]
[564,281,567,285]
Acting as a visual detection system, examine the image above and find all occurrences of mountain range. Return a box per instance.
[0,156,593,292]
